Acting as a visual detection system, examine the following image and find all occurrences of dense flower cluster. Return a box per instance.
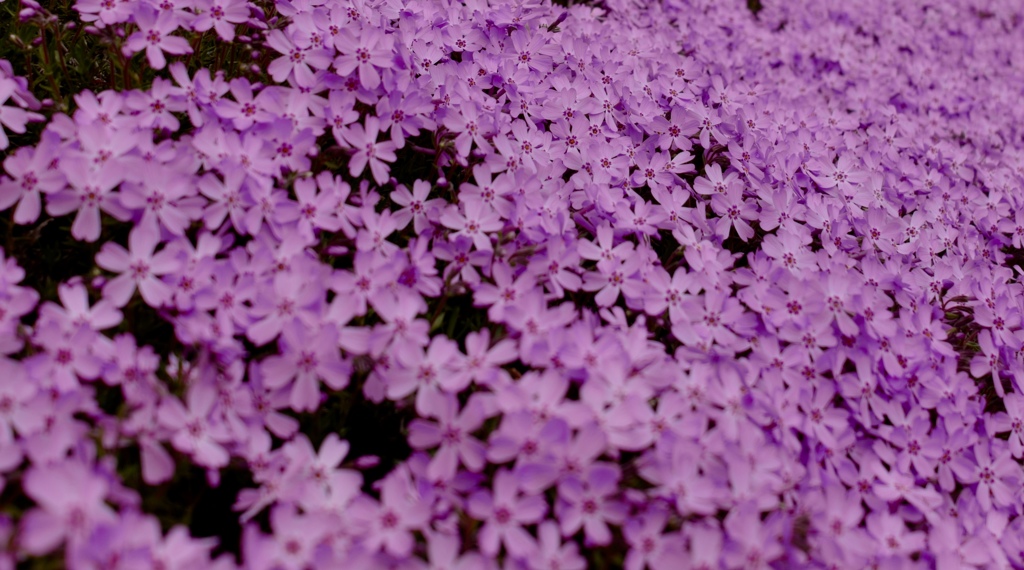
[1,0,1024,567]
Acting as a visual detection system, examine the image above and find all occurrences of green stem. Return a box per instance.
[39,26,64,107]
[53,23,71,91]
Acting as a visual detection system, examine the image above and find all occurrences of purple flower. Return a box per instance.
[388,335,464,409]
[962,441,1020,513]
[350,467,430,558]
[0,131,64,223]
[623,508,684,570]
[95,226,180,307]
[31,320,104,392]
[468,469,546,558]
[119,167,204,237]
[434,235,492,286]
[710,187,758,241]
[247,270,324,346]
[375,90,433,149]
[20,461,118,555]
[555,462,626,546]
[424,532,498,570]
[150,526,218,570]
[275,175,345,241]
[440,197,504,252]
[281,433,361,510]
[444,102,497,160]
[355,207,401,257]
[333,26,395,90]
[392,179,443,234]
[722,506,785,569]
[864,512,926,558]
[74,0,132,25]
[987,393,1024,458]
[530,521,586,570]
[341,117,397,184]
[190,0,250,41]
[266,506,329,570]
[474,262,536,321]
[368,291,429,355]
[458,329,517,387]
[330,250,398,319]
[0,77,43,150]
[407,391,494,480]
[261,322,350,412]
[265,29,333,88]
[158,382,231,470]
[809,155,868,197]
[39,279,121,333]
[630,144,693,192]
[45,155,129,243]
[495,119,553,173]
[123,7,193,70]
[646,439,720,516]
